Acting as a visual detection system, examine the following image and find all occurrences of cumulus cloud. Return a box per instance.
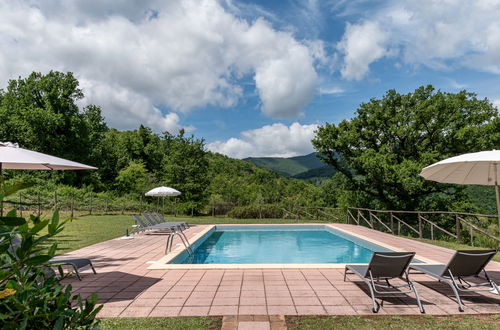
[493,99,500,109]
[337,21,389,81]
[336,0,500,80]
[0,0,320,131]
[207,122,318,158]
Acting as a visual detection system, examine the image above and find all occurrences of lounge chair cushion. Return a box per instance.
[410,264,447,277]
[49,258,92,270]
[346,265,369,278]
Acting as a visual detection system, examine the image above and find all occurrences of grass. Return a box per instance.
[286,315,500,330]
[41,214,135,254]
[409,237,500,262]
[99,315,500,329]
[100,316,221,330]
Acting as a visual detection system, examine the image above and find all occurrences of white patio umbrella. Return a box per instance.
[0,141,98,215]
[145,186,181,213]
[0,142,97,172]
[419,150,500,227]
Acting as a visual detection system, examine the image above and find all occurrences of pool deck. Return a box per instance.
[60,224,500,318]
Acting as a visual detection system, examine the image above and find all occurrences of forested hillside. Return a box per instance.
[244,153,326,177]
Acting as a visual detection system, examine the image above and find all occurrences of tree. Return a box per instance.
[0,71,108,185]
[312,85,500,211]
[114,161,151,195]
[162,131,209,214]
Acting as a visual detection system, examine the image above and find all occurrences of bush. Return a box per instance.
[0,181,102,329]
[227,204,284,219]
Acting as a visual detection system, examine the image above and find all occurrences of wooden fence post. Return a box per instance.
[418,213,423,238]
[37,191,41,217]
[346,208,350,224]
[455,215,462,242]
[369,211,374,228]
[71,193,74,218]
[390,213,394,233]
[89,190,93,215]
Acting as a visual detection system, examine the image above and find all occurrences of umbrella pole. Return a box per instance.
[495,184,500,231]
[0,162,2,217]
[495,164,500,230]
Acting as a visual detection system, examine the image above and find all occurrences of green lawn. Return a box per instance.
[101,317,221,330]
[99,315,500,329]
[286,315,500,330]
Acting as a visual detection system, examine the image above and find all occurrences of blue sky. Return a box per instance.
[1,0,499,158]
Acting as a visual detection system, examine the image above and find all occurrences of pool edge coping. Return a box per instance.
[148,223,441,269]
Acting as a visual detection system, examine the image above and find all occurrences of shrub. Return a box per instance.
[227,204,284,219]
[0,181,102,329]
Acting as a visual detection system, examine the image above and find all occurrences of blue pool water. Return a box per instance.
[171,226,392,264]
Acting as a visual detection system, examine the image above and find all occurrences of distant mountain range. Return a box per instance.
[244,153,335,184]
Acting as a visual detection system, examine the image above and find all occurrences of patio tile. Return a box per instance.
[164,291,191,299]
[324,305,356,315]
[194,285,219,292]
[267,305,297,315]
[120,306,154,317]
[293,296,322,306]
[185,297,214,306]
[240,297,266,305]
[98,306,126,317]
[266,291,291,298]
[316,290,342,297]
[318,296,348,305]
[216,291,241,298]
[290,290,316,297]
[241,290,265,297]
[266,297,294,305]
[295,305,326,315]
[190,291,216,298]
[148,307,181,317]
[157,298,186,307]
[238,305,268,315]
[238,321,270,330]
[209,305,239,315]
[179,306,210,316]
[213,297,240,305]
[138,291,166,299]
[128,298,160,307]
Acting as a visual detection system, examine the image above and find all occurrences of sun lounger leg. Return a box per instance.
[71,264,82,281]
[367,280,380,313]
[447,279,465,312]
[89,261,97,274]
[409,279,425,313]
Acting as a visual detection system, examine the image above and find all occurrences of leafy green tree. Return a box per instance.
[313,85,500,211]
[162,131,209,214]
[114,161,152,195]
[0,71,108,185]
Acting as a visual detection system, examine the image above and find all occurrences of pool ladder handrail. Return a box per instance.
[165,227,193,255]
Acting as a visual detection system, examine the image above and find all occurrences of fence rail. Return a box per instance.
[346,207,499,248]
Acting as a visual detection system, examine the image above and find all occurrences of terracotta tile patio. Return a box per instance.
[59,224,500,317]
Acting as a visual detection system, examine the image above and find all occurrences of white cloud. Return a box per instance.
[337,21,389,80]
[207,122,318,158]
[492,99,500,109]
[0,0,321,130]
[336,0,500,80]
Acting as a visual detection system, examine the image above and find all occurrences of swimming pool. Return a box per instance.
[169,225,394,265]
